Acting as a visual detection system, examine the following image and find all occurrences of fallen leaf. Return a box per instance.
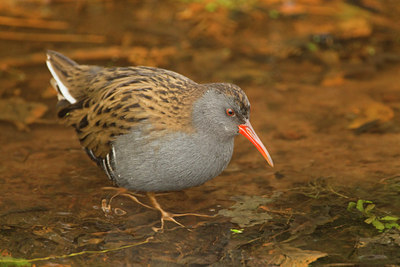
[33,226,70,246]
[348,100,394,130]
[321,71,345,87]
[0,97,48,131]
[218,195,274,227]
[359,229,400,247]
[336,17,372,38]
[286,205,336,242]
[266,244,327,267]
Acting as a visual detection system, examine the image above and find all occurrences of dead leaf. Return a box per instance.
[358,229,400,247]
[336,17,372,39]
[218,195,274,227]
[0,97,48,131]
[265,243,327,267]
[321,71,345,87]
[348,100,394,130]
[32,226,70,245]
[285,205,337,243]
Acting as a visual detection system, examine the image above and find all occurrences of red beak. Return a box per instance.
[238,120,274,167]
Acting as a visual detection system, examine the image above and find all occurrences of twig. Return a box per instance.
[0,16,68,30]
[0,236,154,264]
[327,184,349,199]
[0,31,106,43]
[379,174,400,184]
[0,46,176,69]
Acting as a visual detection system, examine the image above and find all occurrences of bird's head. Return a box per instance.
[193,83,274,167]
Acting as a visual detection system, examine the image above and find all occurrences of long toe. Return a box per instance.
[147,192,215,232]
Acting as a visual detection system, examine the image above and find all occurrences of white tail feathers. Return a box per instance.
[46,53,77,104]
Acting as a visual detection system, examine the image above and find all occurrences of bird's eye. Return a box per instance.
[226,108,235,117]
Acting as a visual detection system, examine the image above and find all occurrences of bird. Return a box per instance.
[46,50,273,230]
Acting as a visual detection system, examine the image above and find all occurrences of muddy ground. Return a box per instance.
[0,0,400,266]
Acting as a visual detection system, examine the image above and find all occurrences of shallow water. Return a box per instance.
[1,0,400,266]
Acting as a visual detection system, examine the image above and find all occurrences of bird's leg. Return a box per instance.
[102,188,215,232]
[120,192,154,210]
[147,192,215,232]
[102,187,154,215]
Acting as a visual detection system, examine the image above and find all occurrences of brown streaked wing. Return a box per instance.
[60,66,205,159]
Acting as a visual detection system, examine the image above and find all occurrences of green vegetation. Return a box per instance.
[0,256,31,267]
[348,199,400,232]
[230,228,244,234]
[180,0,258,12]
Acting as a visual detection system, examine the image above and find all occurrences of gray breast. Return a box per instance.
[110,129,234,192]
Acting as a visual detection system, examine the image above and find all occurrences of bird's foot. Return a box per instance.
[101,187,215,232]
[147,192,215,232]
[101,187,153,216]
[151,209,215,233]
